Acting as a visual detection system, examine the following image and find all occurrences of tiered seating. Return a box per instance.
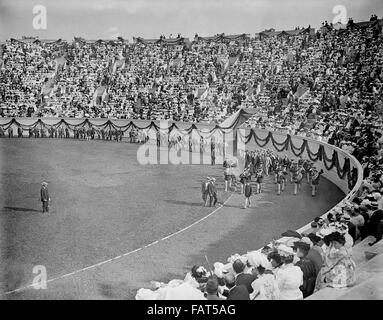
[308,239,383,300]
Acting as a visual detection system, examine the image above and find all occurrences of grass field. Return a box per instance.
[0,138,344,299]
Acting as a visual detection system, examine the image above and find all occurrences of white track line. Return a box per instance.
[2,193,233,296]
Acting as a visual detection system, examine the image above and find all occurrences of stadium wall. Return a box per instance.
[242,128,364,242]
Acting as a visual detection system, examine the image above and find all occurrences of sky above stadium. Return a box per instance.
[0,0,382,40]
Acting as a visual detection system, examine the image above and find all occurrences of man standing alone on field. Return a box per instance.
[40,182,50,214]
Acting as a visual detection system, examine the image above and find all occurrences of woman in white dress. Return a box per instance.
[275,244,304,300]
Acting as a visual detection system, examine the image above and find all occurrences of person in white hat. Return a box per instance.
[310,168,324,197]
[40,181,50,213]
[247,252,279,300]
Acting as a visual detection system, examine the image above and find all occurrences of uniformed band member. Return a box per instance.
[211,137,216,165]
[224,161,231,192]
[310,168,324,197]
[273,160,281,183]
[8,126,13,138]
[276,167,287,195]
[255,168,264,194]
[292,163,305,195]
[243,179,252,209]
[289,161,297,183]
[86,127,92,141]
[303,160,313,183]
[58,126,64,138]
[156,131,161,147]
[48,127,53,138]
[40,181,50,213]
[17,126,23,138]
[239,166,251,194]
[264,154,272,176]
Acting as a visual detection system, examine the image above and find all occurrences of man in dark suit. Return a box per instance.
[8,126,13,138]
[40,182,50,213]
[206,178,217,207]
[232,259,257,294]
[224,273,250,300]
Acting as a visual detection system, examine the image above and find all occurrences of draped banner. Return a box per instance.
[0,118,358,190]
[133,37,189,46]
[0,117,241,134]
[196,33,250,42]
[237,129,358,190]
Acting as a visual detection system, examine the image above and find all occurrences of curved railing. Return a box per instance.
[239,127,364,242]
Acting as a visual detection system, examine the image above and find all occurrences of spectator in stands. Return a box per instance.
[268,251,283,273]
[275,244,304,300]
[232,259,257,294]
[190,265,209,292]
[204,276,222,300]
[314,232,356,291]
[293,240,317,298]
[347,206,365,240]
[366,210,383,246]
[306,233,324,274]
[224,272,250,300]
[248,253,280,300]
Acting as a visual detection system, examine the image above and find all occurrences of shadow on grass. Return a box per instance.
[164,200,203,207]
[98,281,135,299]
[3,207,41,213]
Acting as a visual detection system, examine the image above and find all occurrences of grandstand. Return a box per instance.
[1,14,383,300]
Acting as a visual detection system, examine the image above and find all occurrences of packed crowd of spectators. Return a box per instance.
[1,18,382,128]
[0,39,63,117]
[1,16,383,299]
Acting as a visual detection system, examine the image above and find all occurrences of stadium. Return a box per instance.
[0,0,383,301]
